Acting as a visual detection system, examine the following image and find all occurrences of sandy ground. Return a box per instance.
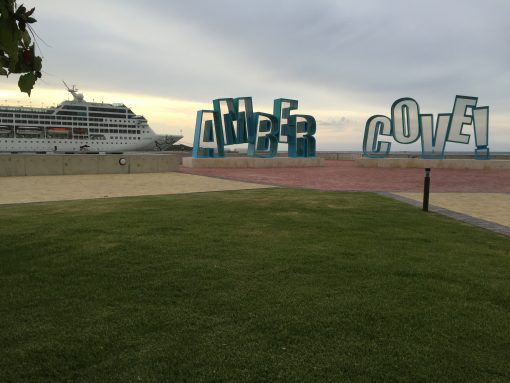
[394,192,510,228]
[0,172,273,205]
[1,162,508,230]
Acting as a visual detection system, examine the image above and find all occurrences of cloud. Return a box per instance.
[4,0,508,151]
[318,117,351,128]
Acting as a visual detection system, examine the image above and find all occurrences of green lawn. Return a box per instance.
[0,189,509,382]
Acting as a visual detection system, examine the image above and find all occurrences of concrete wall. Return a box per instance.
[164,151,190,165]
[0,154,180,177]
[182,156,324,168]
[317,152,362,160]
[177,152,361,163]
[171,151,510,164]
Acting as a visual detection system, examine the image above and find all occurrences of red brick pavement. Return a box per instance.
[179,160,510,193]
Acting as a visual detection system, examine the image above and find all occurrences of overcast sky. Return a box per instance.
[2,0,509,151]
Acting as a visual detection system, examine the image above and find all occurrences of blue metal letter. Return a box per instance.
[274,98,298,143]
[448,95,478,144]
[420,113,451,159]
[391,97,421,144]
[288,114,316,157]
[213,97,253,146]
[192,110,224,158]
[363,115,392,158]
[248,112,279,157]
[473,106,490,160]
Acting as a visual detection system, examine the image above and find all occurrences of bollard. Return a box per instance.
[423,168,431,212]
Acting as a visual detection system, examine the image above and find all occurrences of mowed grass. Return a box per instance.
[0,189,509,382]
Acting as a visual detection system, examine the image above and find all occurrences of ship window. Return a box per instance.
[57,111,80,116]
[89,112,126,119]
[62,105,87,110]
[90,107,115,113]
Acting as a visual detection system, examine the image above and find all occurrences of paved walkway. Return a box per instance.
[181,160,510,235]
[180,160,510,192]
[383,192,510,237]
[393,192,510,228]
[0,173,272,205]
[1,161,508,236]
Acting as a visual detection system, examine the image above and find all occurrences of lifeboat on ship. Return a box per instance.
[47,127,71,135]
[47,127,72,139]
[73,128,87,135]
[16,126,43,136]
[0,125,12,134]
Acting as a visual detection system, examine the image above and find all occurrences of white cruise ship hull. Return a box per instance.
[0,88,183,153]
[0,135,180,153]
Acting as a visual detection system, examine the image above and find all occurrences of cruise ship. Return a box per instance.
[0,84,183,153]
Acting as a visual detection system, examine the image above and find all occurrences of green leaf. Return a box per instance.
[0,18,21,68]
[18,72,36,96]
[0,54,9,67]
[0,1,15,16]
[16,5,27,16]
[0,2,42,94]
[33,55,41,71]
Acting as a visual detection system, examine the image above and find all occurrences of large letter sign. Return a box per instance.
[363,96,490,160]
[192,110,222,158]
[363,115,392,158]
[248,112,279,157]
[192,97,316,158]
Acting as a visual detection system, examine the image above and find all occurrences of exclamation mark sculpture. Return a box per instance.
[473,106,490,160]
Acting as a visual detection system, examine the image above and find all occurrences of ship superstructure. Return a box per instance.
[0,84,183,153]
